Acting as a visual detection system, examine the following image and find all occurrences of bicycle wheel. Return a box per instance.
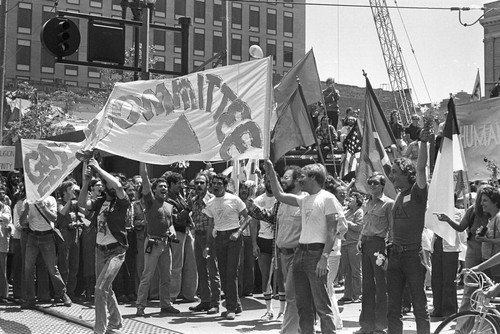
[434,310,499,334]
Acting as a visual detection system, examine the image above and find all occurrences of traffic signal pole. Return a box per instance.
[0,0,7,144]
[140,6,150,80]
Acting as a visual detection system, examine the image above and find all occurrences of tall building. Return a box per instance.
[5,0,305,90]
[482,1,500,96]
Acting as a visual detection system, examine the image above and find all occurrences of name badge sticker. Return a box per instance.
[403,195,411,203]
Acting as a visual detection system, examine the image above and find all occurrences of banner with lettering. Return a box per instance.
[0,146,16,171]
[84,57,273,164]
[456,97,500,181]
[21,139,81,202]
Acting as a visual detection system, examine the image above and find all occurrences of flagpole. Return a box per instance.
[296,77,327,166]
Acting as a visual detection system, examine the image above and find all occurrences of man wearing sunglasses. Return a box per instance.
[355,173,394,334]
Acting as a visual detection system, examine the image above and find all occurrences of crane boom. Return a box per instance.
[369,0,414,125]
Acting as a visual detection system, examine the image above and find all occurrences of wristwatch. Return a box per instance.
[322,252,329,259]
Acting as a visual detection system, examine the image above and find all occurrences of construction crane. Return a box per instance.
[369,0,414,125]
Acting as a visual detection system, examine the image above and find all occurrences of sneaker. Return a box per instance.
[207,306,219,315]
[225,312,236,320]
[189,302,210,312]
[260,311,274,321]
[276,312,284,321]
[160,305,180,314]
[221,306,242,317]
[105,322,123,334]
[136,305,145,316]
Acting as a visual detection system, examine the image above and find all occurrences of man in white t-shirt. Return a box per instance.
[203,173,250,320]
[264,160,344,334]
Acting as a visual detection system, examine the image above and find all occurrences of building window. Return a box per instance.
[18,3,32,34]
[153,29,166,51]
[155,0,166,18]
[155,55,165,70]
[65,65,78,76]
[111,0,121,11]
[267,9,276,35]
[41,78,54,83]
[284,12,293,38]
[249,37,260,61]
[213,0,222,27]
[88,82,100,89]
[194,0,205,24]
[266,39,276,65]
[213,30,223,54]
[66,80,78,86]
[283,41,293,67]
[193,60,204,70]
[17,76,30,81]
[284,0,293,7]
[174,58,182,73]
[90,0,102,8]
[16,39,31,71]
[88,67,100,78]
[249,6,259,33]
[194,28,205,56]
[67,0,79,4]
[231,34,242,61]
[232,2,242,30]
[41,47,55,74]
[174,31,181,53]
[175,0,186,19]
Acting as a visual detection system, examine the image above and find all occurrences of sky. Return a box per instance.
[305,0,486,105]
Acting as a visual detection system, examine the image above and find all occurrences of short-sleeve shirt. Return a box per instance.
[296,189,344,244]
[254,193,276,240]
[392,182,428,245]
[204,192,246,231]
[362,194,394,239]
[143,191,173,237]
[28,196,57,232]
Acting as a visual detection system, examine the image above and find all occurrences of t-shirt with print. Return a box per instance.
[296,189,344,244]
[254,193,276,240]
[93,196,129,247]
[204,192,246,231]
[97,201,119,245]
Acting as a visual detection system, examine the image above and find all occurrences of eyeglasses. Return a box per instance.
[194,181,205,185]
[367,180,380,186]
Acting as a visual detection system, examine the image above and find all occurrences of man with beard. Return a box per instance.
[78,158,129,334]
[264,161,343,334]
[135,163,179,316]
[247,165,304,333]
[189,172,220,314]
[203,173,250,320]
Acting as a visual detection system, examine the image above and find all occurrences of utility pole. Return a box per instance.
[0,0,7,144]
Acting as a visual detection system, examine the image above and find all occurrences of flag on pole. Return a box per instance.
[470,69,481,102]
[425,97,467,246]
[340,120,362,179]
[354,77,397,198]
[270,49,323,162]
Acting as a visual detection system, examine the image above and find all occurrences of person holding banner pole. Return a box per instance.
[78,158,129,334]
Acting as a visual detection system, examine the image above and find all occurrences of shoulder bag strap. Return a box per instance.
[34,204,53,228]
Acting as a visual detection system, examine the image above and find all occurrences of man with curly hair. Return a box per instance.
[386,129,430,334]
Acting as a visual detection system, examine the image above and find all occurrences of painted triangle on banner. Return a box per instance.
[146,113,201,156]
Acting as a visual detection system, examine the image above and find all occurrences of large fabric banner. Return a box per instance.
[85,57,273,164]
[456,97,500,181]
[21,139,81,202]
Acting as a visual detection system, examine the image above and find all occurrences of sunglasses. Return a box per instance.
[194,181,205,185]
[367,180,380,186]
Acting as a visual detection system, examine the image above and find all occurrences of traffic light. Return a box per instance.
[41,17,81,58]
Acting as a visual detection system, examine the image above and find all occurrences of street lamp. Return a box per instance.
[120,0,156,80]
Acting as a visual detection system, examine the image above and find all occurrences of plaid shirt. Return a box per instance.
[191,192,214,233]
[248,201,280,225]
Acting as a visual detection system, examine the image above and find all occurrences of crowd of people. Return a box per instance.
[0,80,498,334]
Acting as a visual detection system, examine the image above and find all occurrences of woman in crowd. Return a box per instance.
[315,115,338,152]
[436,186,489,312]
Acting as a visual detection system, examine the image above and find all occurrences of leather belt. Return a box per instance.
[216,228,239,236]
[298,243,325,251]
[391,243,421,253]
[96,242,121,252]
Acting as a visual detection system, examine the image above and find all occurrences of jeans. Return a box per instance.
[293,248,336,334]
[281,252,299,334]
[215,231,242,312]
[340,243,362,299]
[387,248,429,334]
[431,238,458,316]
[58,228,81,296]
[170,231,198,300]
[10,238,23,299]
[194,232,220,307]
[238,235,254,296]
[359,238,387,332]
[24,233,66,302]
[136,238,172,308]
[327,253,343,329]
[94,245,126,334]
[0,252,7,298]
[459,239,483,312]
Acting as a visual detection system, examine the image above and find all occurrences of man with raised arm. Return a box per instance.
[78,158,129,334]
[263,160,344,334]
